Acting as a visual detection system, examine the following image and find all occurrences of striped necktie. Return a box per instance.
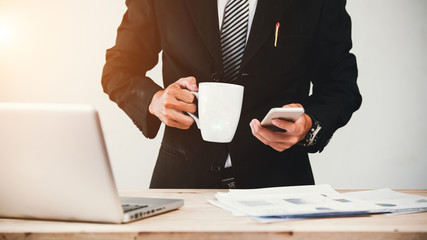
[220,0,249,83]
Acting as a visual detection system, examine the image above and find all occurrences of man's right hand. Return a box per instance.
[148,77,198,130]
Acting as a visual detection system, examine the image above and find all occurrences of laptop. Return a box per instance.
[0,103,183,223]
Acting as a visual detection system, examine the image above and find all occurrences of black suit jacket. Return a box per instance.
[102,0,362,189]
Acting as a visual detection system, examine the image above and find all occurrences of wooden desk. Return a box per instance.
[0,189,426,240]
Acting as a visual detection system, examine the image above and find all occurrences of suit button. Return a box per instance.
[241,72,249,79]
[211,73,220,82]
[210,164,221,173]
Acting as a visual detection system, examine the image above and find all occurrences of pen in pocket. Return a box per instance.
[274,22,280,47]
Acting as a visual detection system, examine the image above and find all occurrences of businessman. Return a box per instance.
[102,0,362,189]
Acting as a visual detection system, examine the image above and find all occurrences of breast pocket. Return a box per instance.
[274,34,313,69]
[251,33,313,85]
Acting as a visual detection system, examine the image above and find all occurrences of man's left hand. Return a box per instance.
[249,104,312,152]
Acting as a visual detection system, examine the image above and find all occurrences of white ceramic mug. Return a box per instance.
[188,82,244,143]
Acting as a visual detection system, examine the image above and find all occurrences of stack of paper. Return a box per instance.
[209,184,427,222]
[342,188,427,215]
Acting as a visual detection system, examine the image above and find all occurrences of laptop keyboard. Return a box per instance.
[121,204,148,213]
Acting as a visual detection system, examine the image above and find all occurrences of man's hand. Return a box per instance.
[149,77,198,129]
[249,104,312,152]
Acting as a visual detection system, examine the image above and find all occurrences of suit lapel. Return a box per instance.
[240,0,293,69]
[185,0,222,67]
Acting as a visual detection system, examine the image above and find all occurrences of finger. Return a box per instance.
[164,109,194,124]
[251,119,286,142]
[250,120,272,145]
[164,84,195,104]
[254,119,299,146]
[163,92,196,113]
[169,100,196,113]
[250,119,287,144]
[261,133,295,151]
[282,103,303,108]
[175,88,196,104]
[272,119,297,133]
[176,76,198,92]
[162,109,194,128]
[250,120,293,151]
[181,102,197,113]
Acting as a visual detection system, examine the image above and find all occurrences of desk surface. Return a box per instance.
[1,189,426,240]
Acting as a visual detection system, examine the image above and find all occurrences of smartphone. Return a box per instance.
[260,107,304,132]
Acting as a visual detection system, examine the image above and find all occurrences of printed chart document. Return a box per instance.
[209,184,427,222]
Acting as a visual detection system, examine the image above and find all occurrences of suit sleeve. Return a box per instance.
[302,0,362,152]
[101,0,163,139]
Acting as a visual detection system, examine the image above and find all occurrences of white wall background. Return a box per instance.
[1,0,426,189]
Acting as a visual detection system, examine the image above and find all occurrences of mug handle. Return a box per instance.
[187,91,200,129]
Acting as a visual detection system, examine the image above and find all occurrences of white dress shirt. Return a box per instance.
[217,0,258,168]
